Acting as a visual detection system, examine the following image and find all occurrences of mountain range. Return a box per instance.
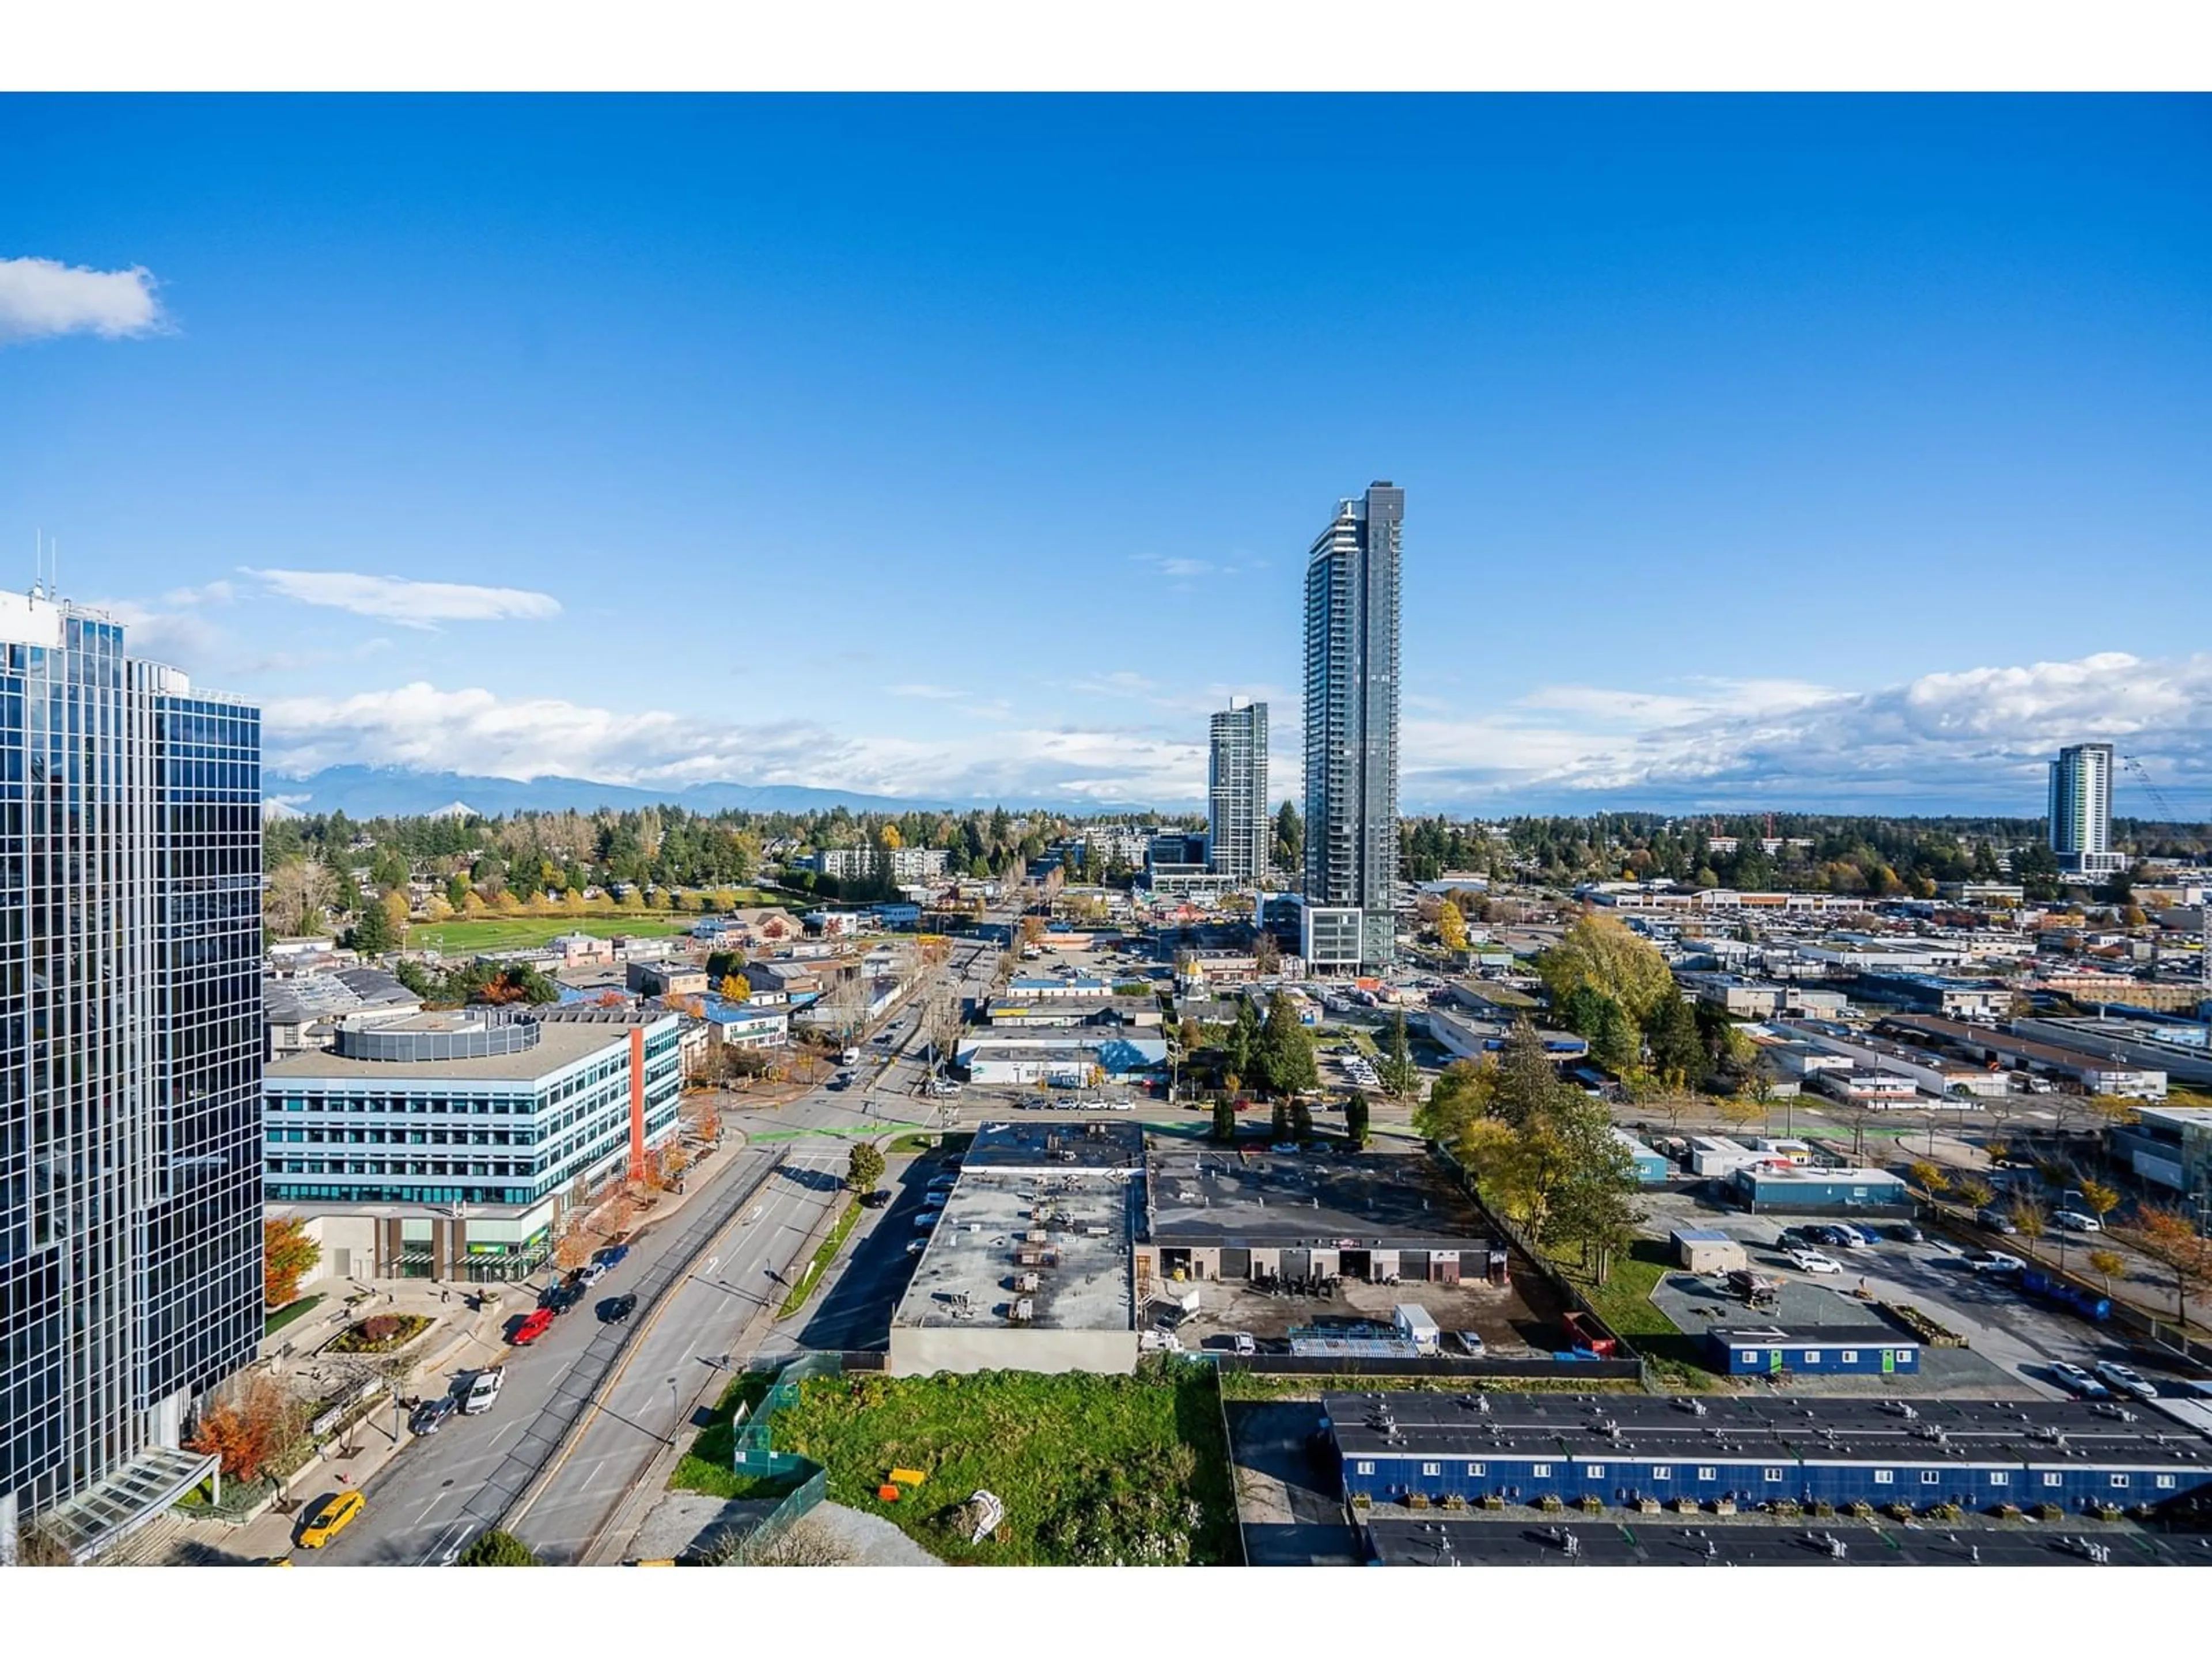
[263,766,962,820]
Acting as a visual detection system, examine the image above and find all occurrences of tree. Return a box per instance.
[264,1215,321,1308]
[1416,1059,1493,1146]
[1253,992,1319,1097]
[1435,900,1468,954]
[2078,1178,2122,1232]
[1344,1090,1370,1150]
[1271,799,1303,873]
[1225,999,1261,1081]
[1270,1098,1293,1142]
[458,1528,541,1566]
[1715,1093,1767,1136]
[1211,1092,1237,1143]
[264,858,342,937]
[1537,913,1674,1028]
[846,1142,886,1194]
[1643,988,1703,1090]
[1907,1160,1949,1196]
[2087,1247,2127,1296]
[349,897,397,955]
[445,872,471,911]
[187,1373,306,1484]
[1955,1176,1996,1211]
[2120,1204,2212,1330]
[1252,933,1283,975]
[1561,984,1639,1076]
[2009,1191,2049,1260]
[1377,1011,1421,1100]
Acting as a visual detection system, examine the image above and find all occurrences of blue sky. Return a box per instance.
[3,95,2209,813]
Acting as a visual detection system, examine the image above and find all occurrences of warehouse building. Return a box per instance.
[1140,1146,1506,1290]
[1728,1163,1911,1216]
[887,1121,1145,1377]
[1359,1516,2210,1567]
[1880,1014,2169,1099]
[1323,1391,2212,1516]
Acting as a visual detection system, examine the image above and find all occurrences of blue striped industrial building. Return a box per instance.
[1324,1391,2212,1516]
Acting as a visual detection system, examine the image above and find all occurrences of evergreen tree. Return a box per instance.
[1211,1093,1238,1143]
[349,898,396,955]
[1343,1091,1370,1149]
[1376,1010,1421,1099]
[1643,988,1703,1089]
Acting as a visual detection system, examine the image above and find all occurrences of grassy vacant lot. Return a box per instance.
[1565,1237,1717,1391]
[409,915,695,953]
[679,1365,1240,1565]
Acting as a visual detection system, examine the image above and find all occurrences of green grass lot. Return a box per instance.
[409,915,696,954]
[263,1293,323,1338]
[1565,1237,1717,1392]
[678,1365,1240,1565]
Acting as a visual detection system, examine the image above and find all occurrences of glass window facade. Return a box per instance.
[0,609,262,1527]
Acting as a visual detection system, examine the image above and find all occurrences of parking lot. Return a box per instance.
[1164,1248,1574,1358]
[1630,1187,2191,1399]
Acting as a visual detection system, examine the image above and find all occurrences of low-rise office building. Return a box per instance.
[2104,1104,2212,1203]
[264,1006,682,1282]
[265,967,423,1056]
[1728,1162,1911,1215]
[984,995,1163,1030]
[628,959,710,998]
[956,1034,1169,1087]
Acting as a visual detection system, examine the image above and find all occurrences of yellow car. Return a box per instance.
[298,1490,365,1548]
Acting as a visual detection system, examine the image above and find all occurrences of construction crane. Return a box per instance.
[2122,754,2212,990]
[2120,753,2181,825]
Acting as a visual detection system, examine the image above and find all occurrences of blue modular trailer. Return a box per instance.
[1322,1391,2212,1517]
[1709,1328,1920,1377]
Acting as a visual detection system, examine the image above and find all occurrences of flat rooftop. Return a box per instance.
[1147,1145,1494,1249]
[892,1163,1136,1334]
[1322,1391,2212,1472]
[1362,1517,2209,1567]
[266,1016,624,1084]
[965,1119,1146,1172]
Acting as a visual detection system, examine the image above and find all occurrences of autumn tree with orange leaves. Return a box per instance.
[264,1215,321,1308]
[187,1373,308,1484]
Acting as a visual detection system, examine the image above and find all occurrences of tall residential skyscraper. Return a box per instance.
[2049,741,2123,877]
[1207,698,1268,884]
[0,593,263,1563]
[1301,481,1403,968]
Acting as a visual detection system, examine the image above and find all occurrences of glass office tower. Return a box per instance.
[1207,698,1268,884]
[0,593,262,1560]
[1301,482,1402,968]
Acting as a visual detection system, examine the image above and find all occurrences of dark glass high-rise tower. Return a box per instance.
[0,593,263,1561]
[1301,482,1402,968]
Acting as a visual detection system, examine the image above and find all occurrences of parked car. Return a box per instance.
[2094,1360,2160,1401]
[408,1394,458,1436]
[1827,1224,1873,1251]
[297,1490,366,1549]
[1787,1248,1843,1275]
[1968,1250,2027,1274]
[2048,1361,2111,1399]
[1976,1207,2020,1236]
[463,1366,505,1415]
[2052,1210,2103,1233]
[578,1262,609,1288]
[1452,1330,1487,1357]
[1232,1332,1257,1357]
[594,1244,630,1269]
[858,1188,891,1209]
[601,1293,639,1324]
[1888,1222,1925,1244]
[510,1308,556,1346]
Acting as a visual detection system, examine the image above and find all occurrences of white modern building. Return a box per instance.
[1207,697,1269,883]
[2050,742,2124,877]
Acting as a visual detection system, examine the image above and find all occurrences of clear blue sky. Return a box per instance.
[3,95,2208,813]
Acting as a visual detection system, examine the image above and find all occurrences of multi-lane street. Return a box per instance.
[298,915,1014,1566]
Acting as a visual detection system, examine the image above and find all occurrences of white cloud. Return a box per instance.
[240,568,563,628]
[261,680,1210,805]
[1405,652,2212,810]
[0,256,165,344]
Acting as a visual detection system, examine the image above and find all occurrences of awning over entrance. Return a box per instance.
[38,1445,219,1562]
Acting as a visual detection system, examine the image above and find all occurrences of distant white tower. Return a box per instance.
[1207,698,1268,883]
[2048,743,2123,877]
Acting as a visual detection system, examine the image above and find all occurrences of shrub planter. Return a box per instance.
[328,1313,432,1354]
[1403,1493,1430,1510]
[1480,1494,1506,1511]
[1577,1495,1604,1514]
[2033,1503,2064,1522]
[1537,1494,1564,1513]
[1713,1498,1736,1517]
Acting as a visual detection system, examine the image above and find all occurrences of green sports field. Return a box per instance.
[408,915,696,954]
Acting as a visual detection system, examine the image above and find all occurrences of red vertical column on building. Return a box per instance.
[628,1025,646,1180]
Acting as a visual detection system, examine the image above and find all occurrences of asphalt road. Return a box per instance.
[300,919,1015,1566]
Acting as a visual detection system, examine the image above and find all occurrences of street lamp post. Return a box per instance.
[666,1376,682,1446]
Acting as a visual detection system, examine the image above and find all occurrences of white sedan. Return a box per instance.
[1786,1248,1843,1275]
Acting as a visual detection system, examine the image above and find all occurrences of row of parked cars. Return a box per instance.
[2047,1358,2165,1402]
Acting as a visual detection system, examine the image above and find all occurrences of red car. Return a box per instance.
[510,1308,556,1346]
